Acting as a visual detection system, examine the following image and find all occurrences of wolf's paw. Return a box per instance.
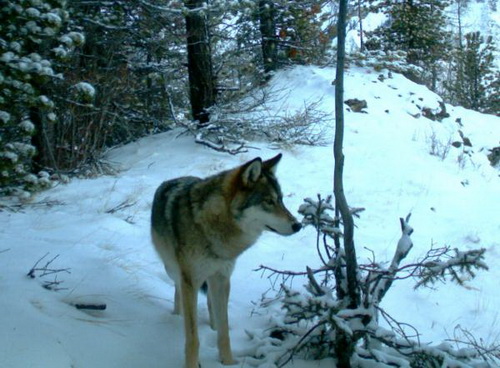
[221,356,237,366]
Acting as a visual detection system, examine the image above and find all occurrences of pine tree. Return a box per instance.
[0,0,78,198]
[445,32,499,115]
[259,0,278,75]
[366,0,451,90]
[273,0,335,65]
[52,1,187,169]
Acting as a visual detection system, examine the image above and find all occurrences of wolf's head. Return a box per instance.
[231,154,302,236]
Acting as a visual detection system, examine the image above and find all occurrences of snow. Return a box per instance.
[59,35,71,45]
[0,151,19,163]
[19,119,35,134]
[38,95,54,108]
[0,110,11,123]
[74,82,96,99]
[1,65,499,367]
[42,12,62,27]
[52,45,68,59]
[25,7,41,18]
[1,51,16,63]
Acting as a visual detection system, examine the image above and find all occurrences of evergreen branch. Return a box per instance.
[414,248,488,289]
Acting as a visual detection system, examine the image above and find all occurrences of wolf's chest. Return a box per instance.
[195,255,236,280]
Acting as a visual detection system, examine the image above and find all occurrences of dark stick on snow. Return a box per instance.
[74,303,107,311]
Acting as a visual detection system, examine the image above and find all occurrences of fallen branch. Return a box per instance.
[27,253,71,279]
[42,276,67,291]
[74,303,107,311]
[195,133,248,155]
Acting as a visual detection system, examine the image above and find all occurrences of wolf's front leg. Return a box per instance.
[207,273,237,365]
[181,277,200,368]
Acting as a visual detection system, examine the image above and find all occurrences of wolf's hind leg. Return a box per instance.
[207,273,236,365]
[173,285,181,315]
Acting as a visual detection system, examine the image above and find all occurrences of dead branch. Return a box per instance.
[195,133,248,155]
[178,118,251,155]
[42,276,67,291]
[306,266,325,296]
[1,199,65,213]
[256,264,331,278]
[276,320,328,368]
[377,306,421,344]
[105,198,138,214]
[27,253,71,279]
[370,214,413,303]
[448,325,500,364]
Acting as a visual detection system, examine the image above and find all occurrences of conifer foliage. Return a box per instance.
[444,31,499,115]
[1,0,498,200]
[366,0,451,89]
[0,0,80,197]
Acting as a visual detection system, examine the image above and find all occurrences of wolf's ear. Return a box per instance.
[263,153,282,174]
[241,157,262,186]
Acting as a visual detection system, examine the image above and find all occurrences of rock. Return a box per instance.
[421,101,450,122]
[345,98,367,113]
[487,146,500,166]
[458,130,473,147]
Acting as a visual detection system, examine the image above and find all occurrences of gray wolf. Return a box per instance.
[151,153,301,368]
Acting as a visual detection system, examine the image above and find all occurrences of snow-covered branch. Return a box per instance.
[370,214,414,304]
[415,247,488,289]
[253,195,491,367]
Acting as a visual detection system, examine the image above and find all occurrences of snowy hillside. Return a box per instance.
[1,65,499,368]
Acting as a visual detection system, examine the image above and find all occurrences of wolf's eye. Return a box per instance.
[264,198,276,206]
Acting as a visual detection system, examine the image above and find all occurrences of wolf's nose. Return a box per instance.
[292,222,302,233]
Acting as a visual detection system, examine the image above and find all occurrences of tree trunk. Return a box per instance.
[259,0,277,77]
[333,0,359,366]
[358,0,364,52]
[184,0,215,124]
[30,108,56,172]
[457,0,463,49]
[334,0,359,311]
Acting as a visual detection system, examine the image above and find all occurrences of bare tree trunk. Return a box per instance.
[185,0,215,124]
[457,0,464,49]
[259,0,277,77]
[334,0,359,311]
[358,0,364,51]
[334,0,359,366]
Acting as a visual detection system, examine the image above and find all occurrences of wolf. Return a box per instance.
[151,153,301,368]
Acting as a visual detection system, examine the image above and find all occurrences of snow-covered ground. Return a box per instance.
[1,65,499,367]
